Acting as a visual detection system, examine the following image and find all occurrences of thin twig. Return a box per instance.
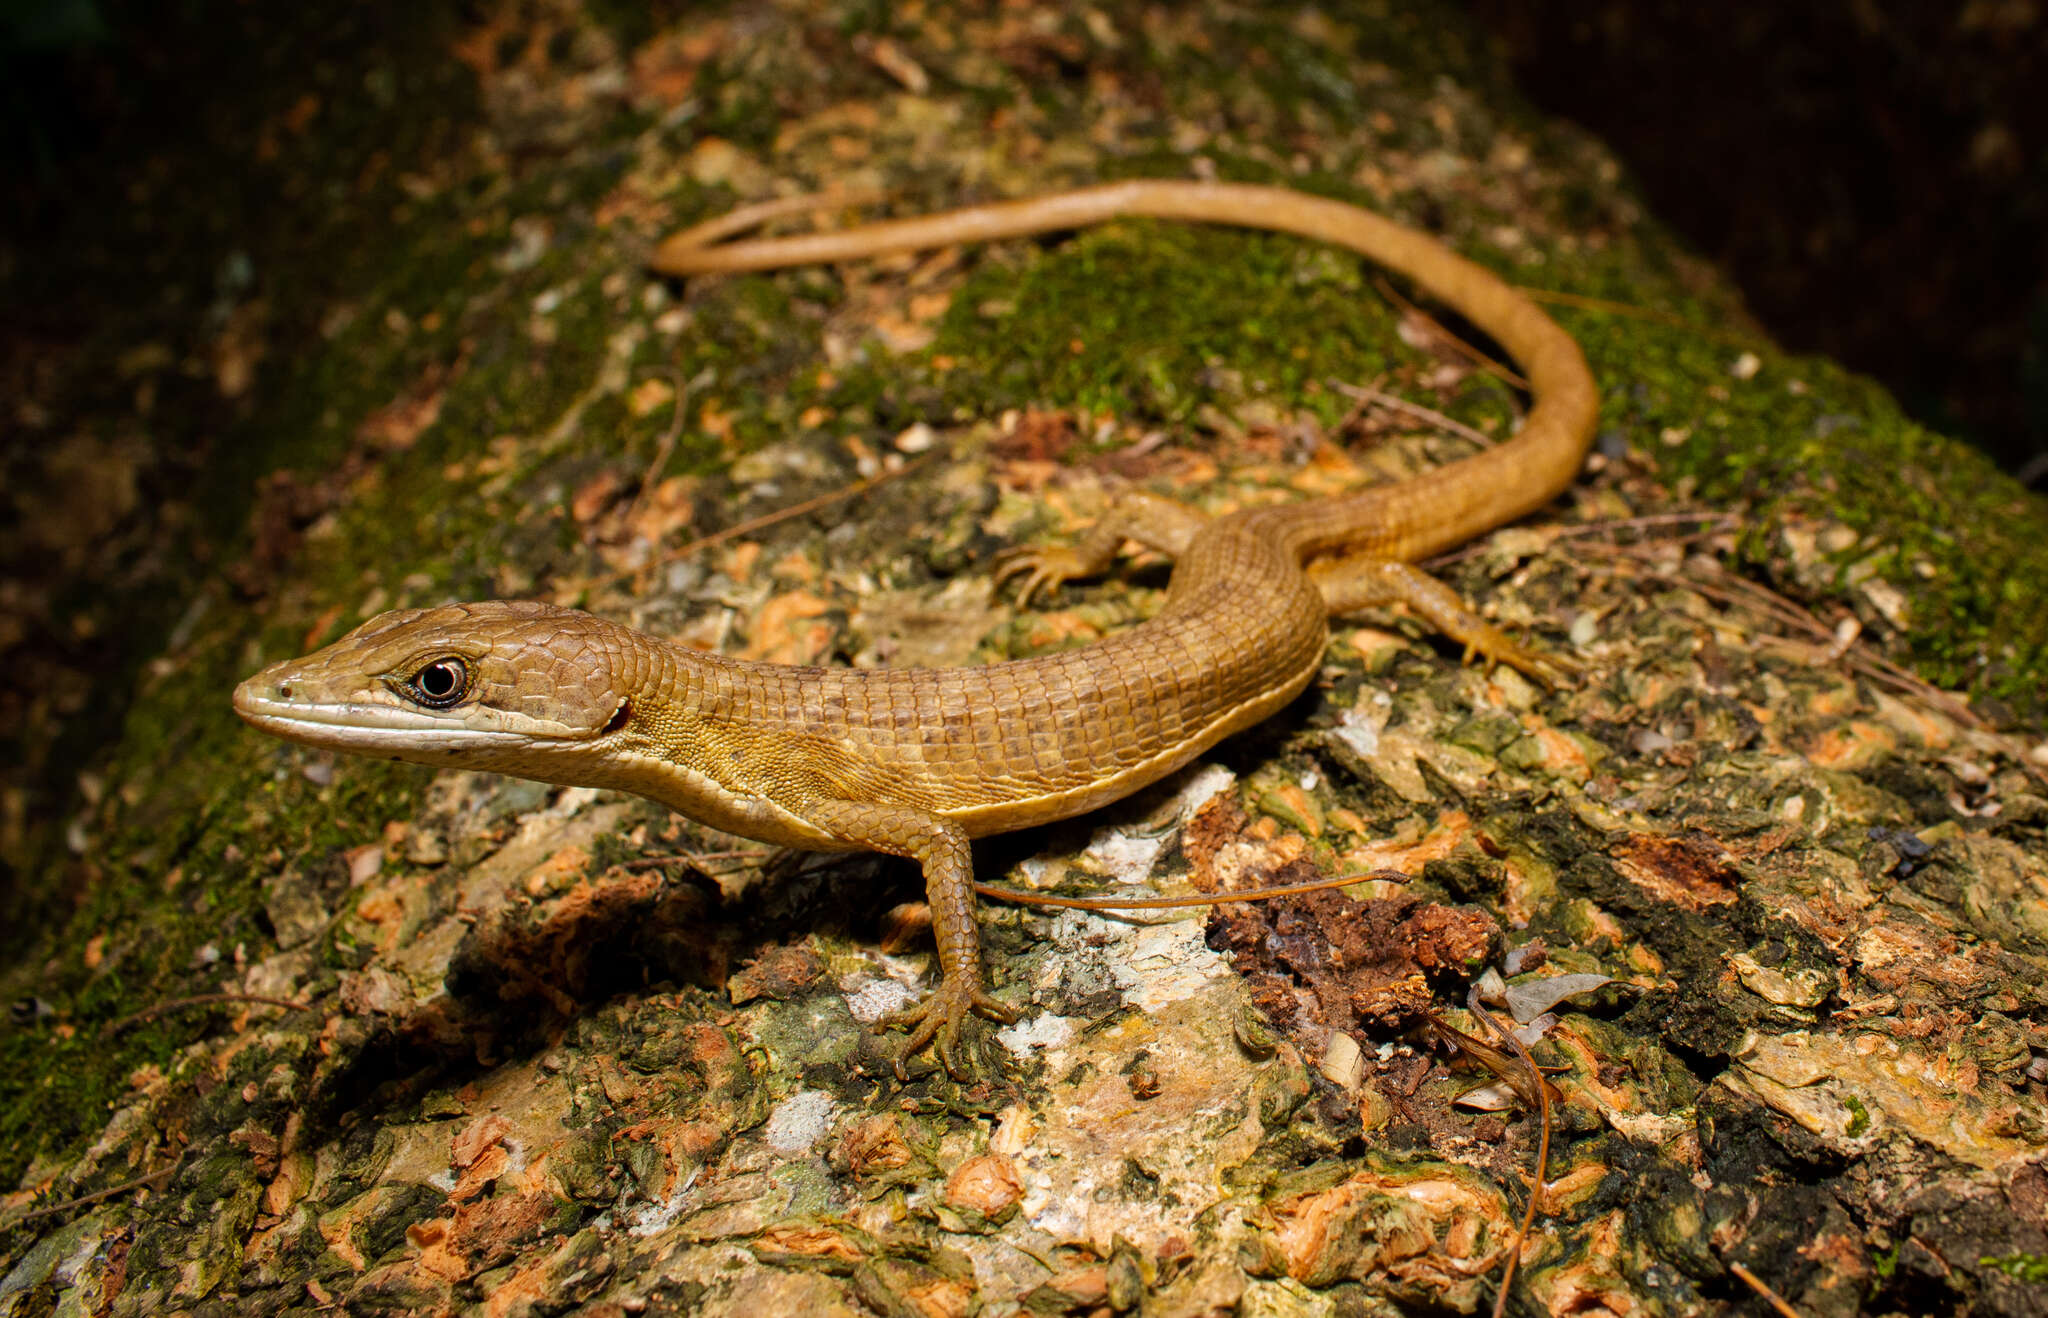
[972,868,1408,911]
[652,188,892,267]
[101,993,312,1038]
[7,1153,186,1226]
[1330,371,1389,437]
[648,449,940,569]
[1371,275,1528,390]
[1424,509,1742,570]
[1579,543,1989,729]
[1549,510,1743,540]
[1730,1261,1804,1318]
[1574,544,2048,788]
[623,366,704,531]
[1467,989,1553,1318]
[1329,380,1496,448]
[617,848,774,871]
[1517,286,1764,348]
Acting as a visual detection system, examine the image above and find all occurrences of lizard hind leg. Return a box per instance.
[992,490,1209,606]
[1310,555,1578,688]
[802,798,1019,1079]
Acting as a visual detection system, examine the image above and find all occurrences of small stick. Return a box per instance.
[6,1153,186,1226]
[1466,988,1553,1318]
[1329,380,1496,449]
[654,189,891,261]
[650,449,939,567]
[973,868,1408,910]
[617,847,775,870]
[1517,286,1764,348]
[623,365,701,532]
[1730,1261,1804,1318]
[1371,275,1529,390]
[101,993,312,1038]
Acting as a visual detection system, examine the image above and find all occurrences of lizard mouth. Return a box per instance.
[232,681,537,754]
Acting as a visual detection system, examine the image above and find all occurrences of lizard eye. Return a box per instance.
[408,658,469,708]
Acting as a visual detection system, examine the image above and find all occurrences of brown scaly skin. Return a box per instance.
[234,181,1599,1076]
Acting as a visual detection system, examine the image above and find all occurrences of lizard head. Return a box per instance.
[233,601,644,772]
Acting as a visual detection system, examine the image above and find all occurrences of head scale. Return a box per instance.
[232,601,642,771]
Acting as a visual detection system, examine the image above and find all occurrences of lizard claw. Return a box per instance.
[1485,638,1582,691]
[991,546,1090,608]
[880,979,1019,1080]
[1454,626,1581,692]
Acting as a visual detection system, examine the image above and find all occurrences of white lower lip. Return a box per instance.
[232,691,528,753]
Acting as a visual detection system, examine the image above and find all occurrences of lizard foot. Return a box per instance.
[879,979,1019,1080]
[1464,634,1582,692]
[990,545,1096,607]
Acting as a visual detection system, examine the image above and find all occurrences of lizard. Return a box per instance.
[233,180,1599,1075]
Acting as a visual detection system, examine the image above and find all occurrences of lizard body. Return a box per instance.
[234,181,1599,1071]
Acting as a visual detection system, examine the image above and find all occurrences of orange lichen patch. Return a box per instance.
[1522,1210,1638,1317]
[261,1148,314,1216]
[1869,688,1957,749]
[874,1263,975,1318]
[1546,1025,1640,1114]
[1727,1029,2038,1170]
[1806,719,1898,769]
[1341,626,1409,668]
[598,1121,731,1204]
[1849,917,1994,1002]
[742,588,836,665]
[1541,1160,1611,1214]
[944,1153,1024,1217]
[756,1223,865,1262]
[1265,1165,1508,1303]
[628,23,728,108]
[836,1114,917,1177]
[357,373,447,451]
[1020,610,1107,650]
[626,375,674,418]
[624,474,697,546]
[352,883,406,929]
[450,1114,512,1169]
[405,1217,469,1283]
[719,539,764,584]
[1026,1265,1109,1310]
[1326,805,1372,839]
[1804,682,1862,718]
[478,1234,606,1318]
[320,1183,424,1271]
[1609,833,1739,910]
[1287,442,1369,497]
[519,843,591,898]
[1524,726,1593,780]
[1261,781,1324,837]
[770,548,821,584]
[697,400,737,446]
[1339,808,1473,875]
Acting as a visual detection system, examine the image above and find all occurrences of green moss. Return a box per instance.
[1531,259,2048,717]
[1841,1092,1870,1138]
[928,216,1408,429]
[1979,1253,2048,1284]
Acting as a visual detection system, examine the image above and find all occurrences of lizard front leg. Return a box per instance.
[803,798,1017,1078]
[992,490,1209,604]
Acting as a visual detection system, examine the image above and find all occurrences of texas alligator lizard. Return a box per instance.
[234,181,1599,1073]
